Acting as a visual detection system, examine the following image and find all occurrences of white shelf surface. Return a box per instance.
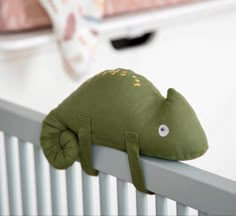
[0,29,55,52]
[0,0,235,52]
[95,0,236,38]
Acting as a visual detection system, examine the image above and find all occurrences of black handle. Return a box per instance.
[110,31,156,50]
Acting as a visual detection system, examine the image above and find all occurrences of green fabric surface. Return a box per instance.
[40,68,208,193]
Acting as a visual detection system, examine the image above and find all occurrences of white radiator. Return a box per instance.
[1,99,236,216]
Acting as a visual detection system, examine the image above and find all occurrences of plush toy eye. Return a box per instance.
[158,124,169,137]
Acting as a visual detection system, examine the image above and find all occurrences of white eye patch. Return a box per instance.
[158,124,169,137]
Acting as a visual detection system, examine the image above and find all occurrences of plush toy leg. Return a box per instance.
[125,131,151,194]
[78,116,98,176]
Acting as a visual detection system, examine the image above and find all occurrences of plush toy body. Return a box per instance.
[41,68,208,193]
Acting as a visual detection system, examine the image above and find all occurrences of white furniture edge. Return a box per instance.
[0,29,55,52]
[0,0,235,52]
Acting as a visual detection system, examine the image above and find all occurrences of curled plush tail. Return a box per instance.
[40,110,79,169]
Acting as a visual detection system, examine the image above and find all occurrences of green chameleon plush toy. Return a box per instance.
[40,68,208,193]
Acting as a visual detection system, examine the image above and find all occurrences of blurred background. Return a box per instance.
[0,1,236,214]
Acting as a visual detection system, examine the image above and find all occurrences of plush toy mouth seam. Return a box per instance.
[141,146,208,160]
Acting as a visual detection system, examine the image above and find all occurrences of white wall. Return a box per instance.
[0,7,236,185]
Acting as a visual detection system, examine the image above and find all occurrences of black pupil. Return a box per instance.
[161,127,165,131]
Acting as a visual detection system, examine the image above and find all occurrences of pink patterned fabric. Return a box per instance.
[104,0,196,17]
[63,13,76,41]
[0,0,51,32]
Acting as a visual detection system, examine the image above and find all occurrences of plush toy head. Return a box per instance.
[141,88,208,161]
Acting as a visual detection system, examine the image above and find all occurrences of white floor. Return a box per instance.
[0,7,236,185]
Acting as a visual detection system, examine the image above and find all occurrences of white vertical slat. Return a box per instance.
[117,179,129,215]
[0,132,9,215]
[99,172,112,215]
[19,140,38,215]
[177,202,189,216]
[82,169,95,216]
[66,162,83,216]
[198,211,208,216]
[5,135,23,215]
[136,190,149,216]
[156,194,168,216]
[34,147,52,215]
[50,167,68,215]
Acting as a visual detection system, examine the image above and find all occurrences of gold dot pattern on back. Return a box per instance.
[90,68,142,87]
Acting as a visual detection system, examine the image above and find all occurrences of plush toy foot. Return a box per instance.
[125,131,152,194]
[79,116,98,176]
